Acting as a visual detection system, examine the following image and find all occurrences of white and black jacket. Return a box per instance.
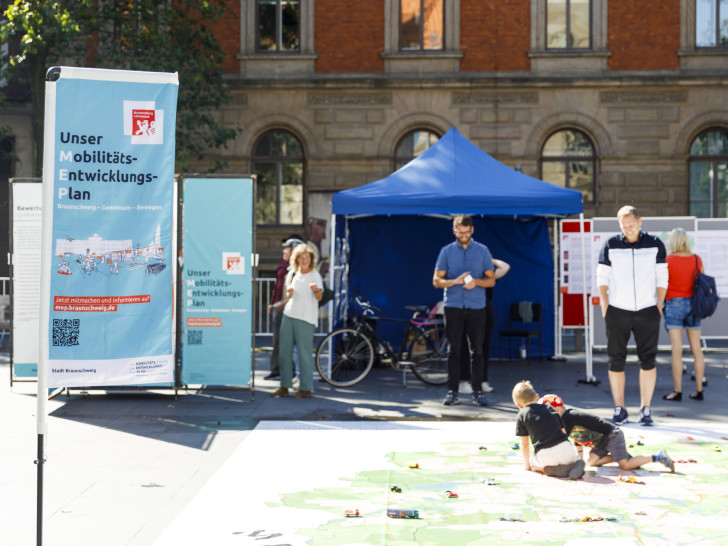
[596,231,669,312]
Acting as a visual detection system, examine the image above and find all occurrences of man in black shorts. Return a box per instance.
[596,206,668,426]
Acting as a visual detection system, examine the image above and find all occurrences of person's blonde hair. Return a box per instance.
[617,205,640,220]
[289,243,317,271]
[668,227,692,254]
[512,380,539,406]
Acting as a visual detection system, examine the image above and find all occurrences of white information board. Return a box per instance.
[588,217,728,348]
[11,180,42,378]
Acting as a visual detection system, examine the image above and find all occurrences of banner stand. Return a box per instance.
[178,175,256,393]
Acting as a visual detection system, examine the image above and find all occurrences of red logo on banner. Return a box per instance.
[133,109,156,136]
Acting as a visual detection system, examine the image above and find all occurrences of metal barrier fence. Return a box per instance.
[0,277,327,349]
[254,278,330,345]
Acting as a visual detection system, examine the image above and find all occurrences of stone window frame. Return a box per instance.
[544,0,593,50]
[382,0,462,72]
[393,128,442,171]
[528,0,610,73]
[679,0,728,70]
[688,126,728,218]
[254,0,302,53]
[237,0,317,76]
[251,129,307,227]
[539,127,598,205]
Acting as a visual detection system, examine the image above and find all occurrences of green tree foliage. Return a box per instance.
[1,0,88,174]
[1,1,237,175]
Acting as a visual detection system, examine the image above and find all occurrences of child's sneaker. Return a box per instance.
[611,406,628,425]
[542,464,571,478]
[656,449,675,473]
[639,406,654,426]
[568,459,586,480]
[543,459,585,480]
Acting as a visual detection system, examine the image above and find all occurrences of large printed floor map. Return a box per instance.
[154,421,728,545]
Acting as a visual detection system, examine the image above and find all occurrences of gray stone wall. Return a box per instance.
[206,77,726,270]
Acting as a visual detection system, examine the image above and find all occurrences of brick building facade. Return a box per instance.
[4,1,728,273]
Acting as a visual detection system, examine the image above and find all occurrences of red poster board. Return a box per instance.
[560,220,591,327]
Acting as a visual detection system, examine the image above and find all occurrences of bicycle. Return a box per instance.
[315,296,449,387]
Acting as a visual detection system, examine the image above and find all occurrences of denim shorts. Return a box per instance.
[664,297,701,330]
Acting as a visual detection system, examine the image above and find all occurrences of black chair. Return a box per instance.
[498,302,543,361]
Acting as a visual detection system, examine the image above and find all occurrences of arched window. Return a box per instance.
[253,130,304,225]
[540,128,596,204]
[689,127,728,217]
[394,129,440,171]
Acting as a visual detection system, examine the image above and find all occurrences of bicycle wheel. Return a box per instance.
[315,328,375,387]
[409,325,449,386]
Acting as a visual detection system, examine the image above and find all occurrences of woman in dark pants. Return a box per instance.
[460,259,510,394]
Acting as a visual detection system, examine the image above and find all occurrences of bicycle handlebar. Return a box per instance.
[354,295,382,315]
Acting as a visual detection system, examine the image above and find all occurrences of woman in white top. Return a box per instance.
[271,243,323,398]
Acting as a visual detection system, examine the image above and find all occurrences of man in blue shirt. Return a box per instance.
[433,215,495,406]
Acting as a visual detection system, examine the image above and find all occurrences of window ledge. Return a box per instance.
[236,53,318,60]
[236,54,318,77]
[381,51,463,73]
[380,51,464,60]
[528,49,611,59]
[529,50,610,74]
[677,49,728,71]
[677,48,728,56]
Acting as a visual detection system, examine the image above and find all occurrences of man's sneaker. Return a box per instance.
[443,390,458,406]
[639,406,654,426]
[656,449,675,473]
[611,406,628,425]
[474,391,488,406]
[459,381,473,395]
[568,459,586,480]
[481,382,494,393]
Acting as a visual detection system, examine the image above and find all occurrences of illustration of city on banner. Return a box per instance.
[55,224,168,277]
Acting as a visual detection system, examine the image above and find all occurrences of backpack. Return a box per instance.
[690,255,720,320]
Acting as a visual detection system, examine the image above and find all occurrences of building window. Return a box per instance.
[400,0,444,50]
[394,129,440,171]
[546,0,591,49]
[540,129,596,204]
[695,0,728,47]
[253,130,304,225]
[689,128,728,217]
[256,0,300,52]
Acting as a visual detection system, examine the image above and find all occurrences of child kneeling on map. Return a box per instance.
[512,380,585,480]
[539,393,675,473]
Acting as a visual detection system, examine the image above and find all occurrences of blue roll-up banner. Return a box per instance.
[181,177,254,386]
[39,67,179,387]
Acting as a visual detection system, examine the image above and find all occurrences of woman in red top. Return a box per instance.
[662,228,705,401]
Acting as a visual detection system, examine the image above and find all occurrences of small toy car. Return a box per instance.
[390,485,402,493]
[619,476,645,485]
[445,490,458,498]
[408,463,419,469]
[387,508,419,519]
[344,508,360,517]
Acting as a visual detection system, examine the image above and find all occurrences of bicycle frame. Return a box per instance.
[315,297,448,388]
[353,315,417,368]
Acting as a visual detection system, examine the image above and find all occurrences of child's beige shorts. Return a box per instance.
[531,440,579,469]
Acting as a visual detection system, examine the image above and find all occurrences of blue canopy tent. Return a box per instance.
[329,127,583,359]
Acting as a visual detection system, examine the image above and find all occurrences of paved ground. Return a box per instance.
[1,347,726,545]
